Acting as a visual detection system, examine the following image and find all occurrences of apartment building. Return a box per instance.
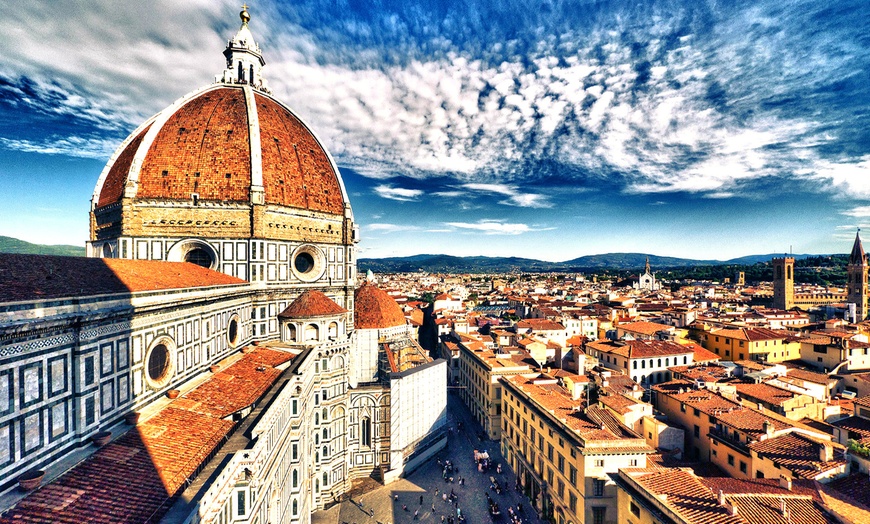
[500,374,651,524]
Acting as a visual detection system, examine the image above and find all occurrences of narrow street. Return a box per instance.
[314,390,543,524]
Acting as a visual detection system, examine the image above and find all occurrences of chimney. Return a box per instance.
[779,475,792,491]
[764,420,774,438]
[780,498,789,519]
[718,489,726,506]
[820,442,833,463]
[729,504,739,516]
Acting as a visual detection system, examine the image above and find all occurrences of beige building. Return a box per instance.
[457,344,536,439]
[500,374,651,524]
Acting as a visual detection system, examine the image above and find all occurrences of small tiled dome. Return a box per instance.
[278,290,347,319]
[354,282,406,329]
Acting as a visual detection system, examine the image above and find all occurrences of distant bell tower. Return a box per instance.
[847,230,869,321]
[772,256,794,310]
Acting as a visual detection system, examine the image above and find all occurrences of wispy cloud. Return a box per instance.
[373,184,423,202]
[0,136,120,159]
[366,223,421,233]
[445,219,552,235]
[462,183,552,208]
[842,206,870,218]
[1,0,869,208]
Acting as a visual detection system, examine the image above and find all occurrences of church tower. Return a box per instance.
[772,256,794,310]
[847,230,868,321]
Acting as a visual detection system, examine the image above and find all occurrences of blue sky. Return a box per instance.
[1,0,869,261]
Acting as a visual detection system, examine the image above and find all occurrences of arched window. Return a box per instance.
[323,428,328,440]
[250,64,255,85]
[287,324,297,342]
[292,469,298,487]
[292,500,298,516]
[361,416,371,447]
[323,472,328,486]
[329,322,339,338]
[315,412,319,425]
[305,323,319,341]
[322,408,328,421]
[238,62,244,82]
[657,358,661,367]
[323,445,328,457]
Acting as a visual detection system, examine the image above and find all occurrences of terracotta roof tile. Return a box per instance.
[748,433,845,479]
[354,282,406,329]
[277,290,347,319]
[138,87,251,202]
[0,348,294,524]
[97,123,152,208]
[630,469,743,524]
[256,93,344,214]
[0,255,247,302]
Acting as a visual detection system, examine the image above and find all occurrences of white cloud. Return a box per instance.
[842,206,870,218]
[366,223,421,233]
[1,0,867,207]
[445,219,553,235]
[373,185,423,202]
[0,136,120,159]
[462,183,552,208]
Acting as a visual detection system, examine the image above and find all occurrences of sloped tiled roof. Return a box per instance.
[354,282,406,329]
[0,254,247,303]
[748,433,845,479]
[277,290,347,319]
[630,469,743,524]
[0,347,294,524]
[729,494,836,524]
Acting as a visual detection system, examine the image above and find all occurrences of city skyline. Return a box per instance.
[1,0,869,261]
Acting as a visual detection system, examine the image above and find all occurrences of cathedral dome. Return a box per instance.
[354,282,406,329]
[93,85,347,214]
[89,6,353,248]
[279,290,347,319]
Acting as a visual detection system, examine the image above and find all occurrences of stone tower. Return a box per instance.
[847,231,869,321]
[772,256,795,310]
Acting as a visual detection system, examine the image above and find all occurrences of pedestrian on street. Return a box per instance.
[413,509,419,520]
[435,488,439,497]
[432,503,436,512]
[420,495,424,505]
[394,494,399,502]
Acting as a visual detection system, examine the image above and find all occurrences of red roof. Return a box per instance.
[0,348,294,524]
[97,86,345,215]
[278,290,347,319]
[354,282,406,329]
[0,254,246,302]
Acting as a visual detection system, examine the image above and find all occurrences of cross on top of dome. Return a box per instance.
[218,4,271,93]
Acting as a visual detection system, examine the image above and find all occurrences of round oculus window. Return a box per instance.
[294,252,315,274]
[184,247,214,268]
[147,344,170,383]
[228,315,240,347]
[291,246,325,283]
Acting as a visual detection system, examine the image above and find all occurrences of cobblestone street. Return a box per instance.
[313,391,543,524]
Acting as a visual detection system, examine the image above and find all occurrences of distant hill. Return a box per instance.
[0,236,85,257]
[359,252,828,273]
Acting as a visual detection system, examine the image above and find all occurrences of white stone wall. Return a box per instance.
[0,284,253,492]
[389,360,447,473]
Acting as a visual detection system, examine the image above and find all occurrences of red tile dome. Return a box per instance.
[93,85,347,215]
[278,290,347,319]
[354,282,406,329]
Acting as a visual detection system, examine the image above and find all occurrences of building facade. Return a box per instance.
[0,8,446,524]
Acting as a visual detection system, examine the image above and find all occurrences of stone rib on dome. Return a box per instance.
[354,282,406,329]
[278,290,347,319]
